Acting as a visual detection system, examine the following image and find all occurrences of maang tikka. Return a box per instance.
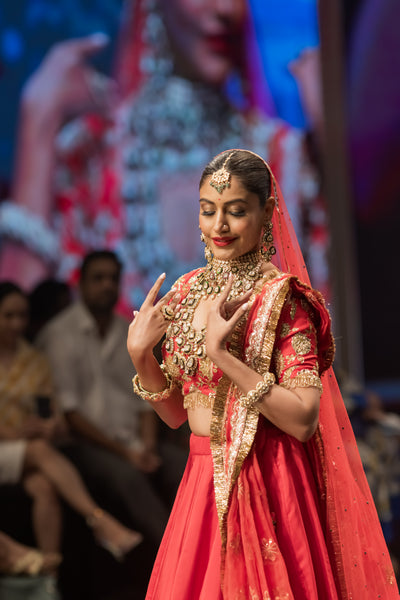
[209,153,233,194]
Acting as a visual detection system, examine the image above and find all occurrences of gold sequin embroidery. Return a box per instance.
[184,391,214,409]
[272,348,284,378]
[289,298,297,320]
[229,533,242,555]
[291,332,312,356]
[261,538,279,562]
[280,322,290,338]
[280,368,322,394]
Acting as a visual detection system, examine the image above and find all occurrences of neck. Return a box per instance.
[87,307,113,338]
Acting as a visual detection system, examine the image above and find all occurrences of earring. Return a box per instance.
[261,222,276,262]
[200,232,213,263]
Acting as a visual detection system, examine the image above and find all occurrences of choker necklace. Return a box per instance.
[194,250,264,301]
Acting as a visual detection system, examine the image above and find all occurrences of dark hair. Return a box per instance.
[199,149,271,206]
[79,250,123,281]
[29,279,71,321]
[0,281,25,305]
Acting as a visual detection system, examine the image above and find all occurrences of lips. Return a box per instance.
[212,237,237,247]
[206,34,234,55]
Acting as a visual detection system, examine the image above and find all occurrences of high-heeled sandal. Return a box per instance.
[4,550,62,576]
[86,508,143,562]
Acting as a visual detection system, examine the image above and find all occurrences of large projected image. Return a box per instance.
[0,0,324,313]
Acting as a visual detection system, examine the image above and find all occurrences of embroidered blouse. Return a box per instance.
[162,282,323,409]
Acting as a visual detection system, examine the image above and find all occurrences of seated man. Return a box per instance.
[37,250,187,553]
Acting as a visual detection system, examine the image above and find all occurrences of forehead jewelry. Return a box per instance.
[209,153,233,194]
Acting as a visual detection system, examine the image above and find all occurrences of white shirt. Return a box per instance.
[37,301,149,446]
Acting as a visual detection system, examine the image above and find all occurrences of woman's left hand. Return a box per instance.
[205,276,251,361]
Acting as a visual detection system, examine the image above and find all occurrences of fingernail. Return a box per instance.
[242,302,249,311]
[133,310,139,317]
[90,32,110,45]
[160,272,166,279]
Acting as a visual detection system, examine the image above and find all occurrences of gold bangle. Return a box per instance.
[132,364,174,403]
[240,372,275,409]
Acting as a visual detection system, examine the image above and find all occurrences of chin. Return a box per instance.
[212,247,243,261]
[197,54,233,86]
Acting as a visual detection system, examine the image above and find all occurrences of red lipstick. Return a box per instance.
[206,35,233,55]
[212,237,236,247]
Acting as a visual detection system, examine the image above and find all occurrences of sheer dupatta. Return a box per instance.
[210,155,398,598]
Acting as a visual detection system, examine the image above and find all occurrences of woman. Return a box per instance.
[0,0,326,313]
[127,149,398,599]
[0,281,142,564]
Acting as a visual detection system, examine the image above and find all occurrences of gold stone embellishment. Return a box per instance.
[209,154,233,193]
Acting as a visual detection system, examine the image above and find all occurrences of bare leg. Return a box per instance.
[23,471,62,554]
[24,440,141,556]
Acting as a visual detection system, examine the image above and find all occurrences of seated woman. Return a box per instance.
[0,281,142,565]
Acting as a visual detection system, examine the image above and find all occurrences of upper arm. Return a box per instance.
[271,291,323,395]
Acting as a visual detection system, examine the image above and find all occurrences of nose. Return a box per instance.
[214,212,230,234]
[215,0,247,23]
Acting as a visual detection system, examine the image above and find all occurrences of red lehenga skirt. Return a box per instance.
[145,434,223,599]
[145,430,339,600]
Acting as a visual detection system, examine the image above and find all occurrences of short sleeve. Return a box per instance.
[271,291,323,394]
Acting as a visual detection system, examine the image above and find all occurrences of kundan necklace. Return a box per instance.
[193,250,264,301]
[164,251,265,378]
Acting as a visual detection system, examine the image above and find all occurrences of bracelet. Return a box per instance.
[0,201,59,264]
[132,364,175,403]
[240,372,275,409]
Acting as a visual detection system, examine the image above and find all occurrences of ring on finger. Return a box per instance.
[161,305,175,321]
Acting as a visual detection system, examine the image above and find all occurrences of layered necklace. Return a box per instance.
[165,251,265,378]
[194,250,264,301]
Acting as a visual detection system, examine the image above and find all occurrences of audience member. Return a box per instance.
[0,281,141,577]
[36,251,187,557]
[27,278,72,342]
[340,375,400,579]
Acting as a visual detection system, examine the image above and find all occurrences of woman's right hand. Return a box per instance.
[21,33,117,125]
[127,274,180,363]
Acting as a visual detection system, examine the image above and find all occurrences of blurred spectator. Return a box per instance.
[0,281,141,583]
[36,251,187,566]
[27,278,72,342]
[341,375,400,578]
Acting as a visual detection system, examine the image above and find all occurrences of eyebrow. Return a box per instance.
[199,198,248,206]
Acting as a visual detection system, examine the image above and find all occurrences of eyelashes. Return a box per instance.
[200,211,245,217]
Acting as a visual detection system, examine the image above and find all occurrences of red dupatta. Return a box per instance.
[208,153,398,598]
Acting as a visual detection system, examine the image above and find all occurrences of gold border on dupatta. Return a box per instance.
[210,274,293,545]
